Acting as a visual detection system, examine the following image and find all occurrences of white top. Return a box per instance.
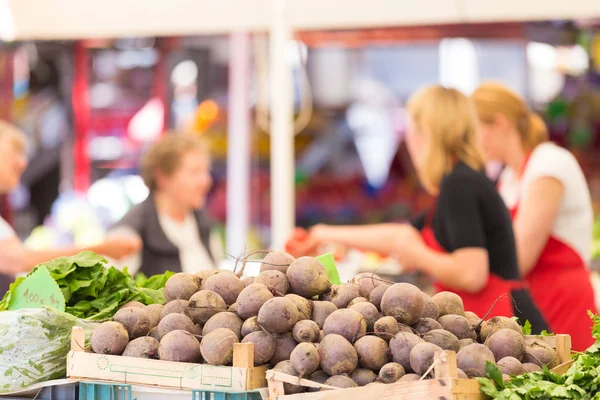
[498,142,593,265]
[109,214,223,275]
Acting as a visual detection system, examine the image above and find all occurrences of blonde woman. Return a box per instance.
[0,120,140,278]
[287,86,548,331]
[112,134,222,277]
[472,82,596,350]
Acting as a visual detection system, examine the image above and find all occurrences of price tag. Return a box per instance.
[8,266,65,311]
[316,253,341,285]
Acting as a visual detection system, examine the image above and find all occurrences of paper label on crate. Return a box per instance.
[8,266,65,311]
[200,365,233,387]
[317,253,341,285]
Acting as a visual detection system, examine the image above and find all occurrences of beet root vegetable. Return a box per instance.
[241,331,276,365]
[202,312,243,339]
[113,307,152,339]
[241,317,261,337]
[200,328,239,365]
[257,297,300,333]
[164,273,201,302]
[285,294,314,321]
[318,334,358,376]
[398,373,420,382]
[321,283,361,309]
[308,370,330,392]
[464,311,482,330]
[522,339,558,367]
[374,316,400,340]
[254,270,289,295]
[378,362,406,383]
[323,309,367,343]
[291,342,321,376]
[158,313,197,339]
[350,272,384,298]
[354,336,391,372]
[194,269,219,282]
[457,343,496,378]
[91,321,129,355]
[487,328,526,361]
[409,342,443,376]
[236,283,274,320]
[480,316,522,342]
[380,283,425,325]
[423,329,460,352]
[121,301,144,309]
[459,338,476,350]
[389,332,423,372]
[438,315,477,340]
[497,356,525,375]
[369,284,391,311]
[161,300,190,319]
[159,330,202,363]
[457,369,468,379]
[293,320,320,343]
[311,301,337,329]
[350,302,382,331]
[413,318,443,335]
[273,361,305,394]
[270,333,299,365]
[322,375,358,389]
[523,363,542,372]
[145,304,163,329]
[188,290,227,325]
[123,337,159,359]
[260,250,295,274]
[432,292,465,317]
[351,368,377,386]
[286,257,331,298]
[202,273,245,306]
[348,297,368,307]
[421,293,440,320]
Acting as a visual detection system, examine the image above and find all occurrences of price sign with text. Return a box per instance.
[8,266,65,312]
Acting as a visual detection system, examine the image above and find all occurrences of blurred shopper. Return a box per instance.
[0,120,140,281]
[471,82,596,350]
[112,134,222,277]
[287,85,548,333]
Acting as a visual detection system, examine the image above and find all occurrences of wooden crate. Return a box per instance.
[266,334,572,400]
[67,327,267,392]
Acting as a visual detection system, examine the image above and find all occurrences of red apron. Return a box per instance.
[422,202,525,320]
[507,203,596,351]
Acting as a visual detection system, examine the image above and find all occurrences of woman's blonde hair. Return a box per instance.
[471,82,548,151]
[407,85,486,194]
[0,120,26,151]
[141,133,209,192]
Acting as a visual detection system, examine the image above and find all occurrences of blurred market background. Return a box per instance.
[1,1,600,284]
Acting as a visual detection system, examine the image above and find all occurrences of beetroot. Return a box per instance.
[291,342,320,376]
[188,290,227,325]
[457,343,496,378]
[389,332,423,372]
[522,339,558,367]
[369,284,391,311]
[164,273,201,302]
[241,277,255,287]
[486,329,526,361]
[350,272,384,297]
[202,273,245,305]
[159,330,202,363]
[322,375,358,389]
[308,370,330,392]
[464,311,482,330]
[202,312,243,339]
[351,368,377,386]
[413,318,443,335]
[354,336,391,372]
[350,302,382,331]
[161,300,190,319]
[459,338,477,350]
[438,315,477,340]
[254,270,289,295]
[91,321,129,355]
[409,342,443,376]
[121,301,144,309]
[423,329,460,352]
[200,328,239,365]
[157,313,197,339]
[113,307,152,339]
[311,301,338,329]
[348,297,368,307]
[286,257,331,298]
[260,251,295,274]
[398,373,420,382]
[523,363,542,372]
[285,294,314,321]
[145,304,163,330]
[380,283,424,325]
[480,316,522,342]
[273,361,305,394]
[421,293,440,320]
[378,362,405,383]
[123,337,159,359]
[321,283,360,309]
[374,316,400,340]
[323,309,367,343]
[236,283,274,320]
[241,331,276,365]
[293,320,320,343]
[318,334,358,376]
[432,292,465,317]
[241,317,261,337]
[497,356,525,375]
[270,333,299,365]
[257,297,300,333]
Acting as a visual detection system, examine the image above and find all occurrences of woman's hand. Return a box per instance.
[391,225,427,271]
[93,235,142,260]
[285,227,321,257]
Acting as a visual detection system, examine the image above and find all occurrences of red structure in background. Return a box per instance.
[0,50,14,224]
[72,42,91,192]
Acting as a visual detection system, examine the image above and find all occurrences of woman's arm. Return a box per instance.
[512,176,563,277]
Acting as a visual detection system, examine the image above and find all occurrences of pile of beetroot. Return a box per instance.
[89,251,559,394]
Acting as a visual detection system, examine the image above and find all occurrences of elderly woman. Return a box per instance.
[0,120,140,283]
[112,134,222,276]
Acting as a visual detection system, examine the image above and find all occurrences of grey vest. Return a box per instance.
[114,196,214,277]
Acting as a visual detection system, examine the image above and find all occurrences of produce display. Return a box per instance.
[87,250,563,396]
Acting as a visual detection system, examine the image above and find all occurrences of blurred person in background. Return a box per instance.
[111,134,222,277]
[287,85,549,333]
[0,120,140,290]
[471,82,596,351]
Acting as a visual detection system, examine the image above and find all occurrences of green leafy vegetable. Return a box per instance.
[0,251,172,320]
[540,329,553,337]
[522,320,532,335]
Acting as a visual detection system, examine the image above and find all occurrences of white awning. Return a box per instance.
[1,0,599,41]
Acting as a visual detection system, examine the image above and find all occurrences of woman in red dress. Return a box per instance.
[471,82,597,351]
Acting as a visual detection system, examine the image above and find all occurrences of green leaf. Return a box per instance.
[540,329,553,336]
[485,361,505,389]
[522,320,532,335]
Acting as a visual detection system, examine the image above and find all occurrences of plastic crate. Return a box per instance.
[79,382,131,400]
[191,390,263,400]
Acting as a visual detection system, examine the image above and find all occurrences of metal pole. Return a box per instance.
[269,0,294,250]
[226,32,251,259]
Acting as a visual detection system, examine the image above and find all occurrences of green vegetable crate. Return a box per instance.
[67,327,268,394]
[266,335,572,400]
